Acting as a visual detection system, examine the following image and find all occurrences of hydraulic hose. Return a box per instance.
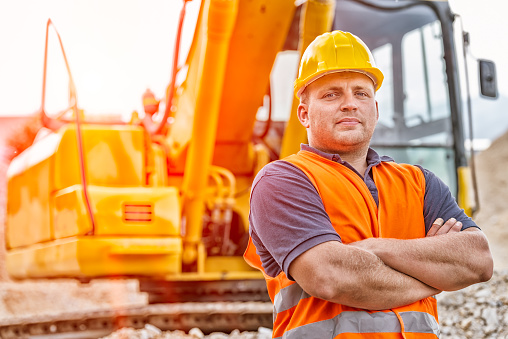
[153,0,191,135]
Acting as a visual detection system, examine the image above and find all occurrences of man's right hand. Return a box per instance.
[426,217,462,237]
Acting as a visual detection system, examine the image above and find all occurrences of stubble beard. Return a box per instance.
[318,124,376,155]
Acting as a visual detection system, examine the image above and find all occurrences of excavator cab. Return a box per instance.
[329,0,497,216]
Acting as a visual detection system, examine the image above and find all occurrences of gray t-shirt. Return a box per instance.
[249,144,478,280]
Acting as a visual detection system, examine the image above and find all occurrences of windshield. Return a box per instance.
[372,21,451,146]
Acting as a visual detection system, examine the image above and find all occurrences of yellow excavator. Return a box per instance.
[5,0,497,302]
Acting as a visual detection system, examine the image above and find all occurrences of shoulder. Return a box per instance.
[255,159,307,178]
[252,160,316,194]
[249,160,336,279]
[414,165,479,231]
[413,165,447,194]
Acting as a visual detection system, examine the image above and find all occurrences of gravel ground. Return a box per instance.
[96,271,508,339]
[438,270,508,338]
[99,326,273,339]
[1,275,506,338]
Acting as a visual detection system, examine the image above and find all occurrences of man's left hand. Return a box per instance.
[426,217,462,237]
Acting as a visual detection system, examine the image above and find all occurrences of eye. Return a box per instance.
[355,91,369,97]
[323,92,338,99]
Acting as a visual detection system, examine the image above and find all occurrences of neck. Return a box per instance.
[312,144,370,177]
[338,147,369,177]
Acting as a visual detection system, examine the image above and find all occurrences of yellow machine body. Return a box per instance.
[6,125,182,278]
[5,0,319,281]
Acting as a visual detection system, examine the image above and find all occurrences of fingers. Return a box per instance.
[426,218,444,237]
[435,218,462,235]
[427,217,463,237]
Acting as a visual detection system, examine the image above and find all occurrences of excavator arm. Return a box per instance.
[4,0,335,286]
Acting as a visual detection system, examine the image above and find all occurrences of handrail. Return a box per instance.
[40,19,77,129]
[40,19,96,234]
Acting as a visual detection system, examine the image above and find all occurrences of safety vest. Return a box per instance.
[245,150,440,338]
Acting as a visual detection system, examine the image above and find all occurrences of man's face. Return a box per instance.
[297,72,379,154]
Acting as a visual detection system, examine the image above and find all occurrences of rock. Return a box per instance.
[257,327,273,339]
[145,324,162,335]
[482,307,499,335]
[189,328,205,339]
[460,318,472,330]
[207,332,229,339]
[475,288,491,298]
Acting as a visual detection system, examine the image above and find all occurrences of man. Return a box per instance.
[244,31,493,338]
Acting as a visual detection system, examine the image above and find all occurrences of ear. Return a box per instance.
[375,101,379,121]
[297,103,310,128]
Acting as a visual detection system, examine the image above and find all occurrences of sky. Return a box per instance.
[0,0,507,137]
[0,0,201,118]
[447,0,508,98]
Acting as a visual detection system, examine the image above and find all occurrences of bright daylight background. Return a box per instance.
[0,0,507,142]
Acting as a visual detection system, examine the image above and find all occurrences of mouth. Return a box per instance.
[337,117,361,125]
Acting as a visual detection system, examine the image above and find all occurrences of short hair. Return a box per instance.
[299,88,309,104]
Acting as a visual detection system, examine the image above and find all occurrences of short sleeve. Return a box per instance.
[249,161,341,280]
[417,165,479,234]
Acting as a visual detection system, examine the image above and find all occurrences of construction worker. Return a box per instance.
[139,89,161,134]
[244,31,493,338]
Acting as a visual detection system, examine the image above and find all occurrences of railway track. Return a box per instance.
[0,302,273,339]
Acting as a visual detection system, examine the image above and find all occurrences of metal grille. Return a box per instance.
[123,203,153,222]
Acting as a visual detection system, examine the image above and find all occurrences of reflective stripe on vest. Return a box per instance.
[274,310,440,338]
[273,282,440,338]
[273,282,312,315]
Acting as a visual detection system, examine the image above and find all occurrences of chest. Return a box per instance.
[313,164,426,243]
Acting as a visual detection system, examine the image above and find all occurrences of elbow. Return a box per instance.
[476,234,494,283]
[309,278,341,301]
[439,251,493,292]
[305,274,354,302]
[478,252,494,283]
[310,276,371,307]
[454,247,493,290]
[468,231,494,284]
[316,284,383,310]
[455,254,494,290]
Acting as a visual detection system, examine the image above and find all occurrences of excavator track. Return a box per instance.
[0,302,273,339]
[139,279,271,304]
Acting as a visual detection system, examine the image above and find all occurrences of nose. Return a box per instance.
[339,92,358,112]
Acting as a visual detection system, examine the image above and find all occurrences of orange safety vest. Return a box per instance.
[245,150,439,339]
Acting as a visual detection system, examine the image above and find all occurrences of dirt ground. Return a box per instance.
[0,279,147,322]
[472,130,508,270]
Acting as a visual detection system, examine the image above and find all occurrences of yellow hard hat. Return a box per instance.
[294,30,384,98]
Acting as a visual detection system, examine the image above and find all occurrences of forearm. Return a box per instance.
[352,230,493,291]
[290,242,439,310]
[330,247,439,309]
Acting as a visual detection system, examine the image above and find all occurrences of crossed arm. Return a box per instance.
[288,218,493,310]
